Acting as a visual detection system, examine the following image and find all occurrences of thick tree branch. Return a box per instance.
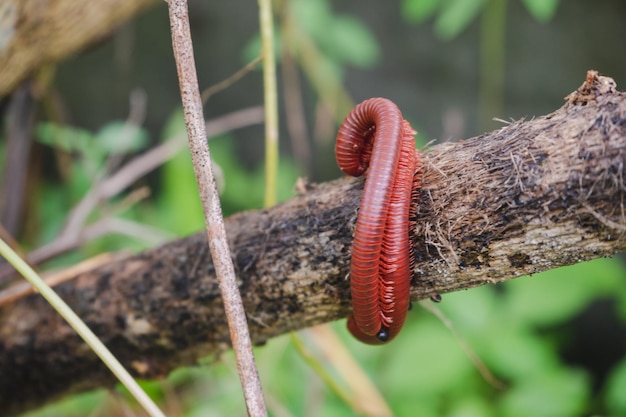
[0,0,158,99]
[1,72,626,415]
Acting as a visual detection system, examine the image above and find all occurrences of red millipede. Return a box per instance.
[335,98,421,344]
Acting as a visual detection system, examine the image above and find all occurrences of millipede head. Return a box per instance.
[376,327,390,342]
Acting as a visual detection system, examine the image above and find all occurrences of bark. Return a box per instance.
[1,72,626,415]
[0,0,158,99]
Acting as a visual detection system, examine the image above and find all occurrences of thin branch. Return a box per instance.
[0,106,264,278]
[303,326,393,417]
[28,187,160,265]
[420,301,506,390]
[0,240,166,417]
[29,215,172,266]
[201,55,263,103]
[280,48,312,176]
[167,1,267,416]
[99,106,264,202]
[289,332,358,413]
[0,253,123,307]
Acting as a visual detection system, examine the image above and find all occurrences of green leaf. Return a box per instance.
[503,259,625,326]
[36,183,72,247]
[499,368,589,417]
[402,0,442,23]
[242,34,262,65]
[438,285,498,333]
[158,108,204,235]
[36,122,104,178]
[290,0,333,37]
[161,105,187,141]
[382,318,472,395]
[326,16,380,68]
[479,322,557,380]
[35,122,93,155]
[290,0,379,68]
[159,149,204,236]
[95,121,149,155]
[241,29,282,66]
[605,356,626,414]
[521,0,560,22]
[19,389,108,417]
[211,136,300,215]
[435,0,485,40]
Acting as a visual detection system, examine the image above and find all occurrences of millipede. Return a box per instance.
[335,98,422,344]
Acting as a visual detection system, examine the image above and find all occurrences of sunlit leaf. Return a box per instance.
[402,0,442,23]
[291,0,379,68]
[435,0,485,40]
[290,0,333,37]
[521,0,560,22]
[326,16,380,68]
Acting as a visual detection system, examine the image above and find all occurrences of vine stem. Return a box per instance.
[0,239,167,417]
[258,0,279,207]
[167,1,267,416]
[479,0,507,131]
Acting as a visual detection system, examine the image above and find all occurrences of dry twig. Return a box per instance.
[167,0,267,415]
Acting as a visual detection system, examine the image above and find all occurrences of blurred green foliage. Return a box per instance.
[402,0,561,40]
[244,0,380,77]
[37,121,149,180]
[521,0,561,22]
[288,0,380,71]
[32,120,157,263]
[606,356,626,414]
[157,107,301,237]
[401,0,562,131]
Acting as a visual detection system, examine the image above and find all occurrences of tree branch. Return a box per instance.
[1,72,625,415]
[0,0,158,99]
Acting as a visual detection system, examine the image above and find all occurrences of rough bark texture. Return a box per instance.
[1,72,625,415]
[0,0,158,99]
